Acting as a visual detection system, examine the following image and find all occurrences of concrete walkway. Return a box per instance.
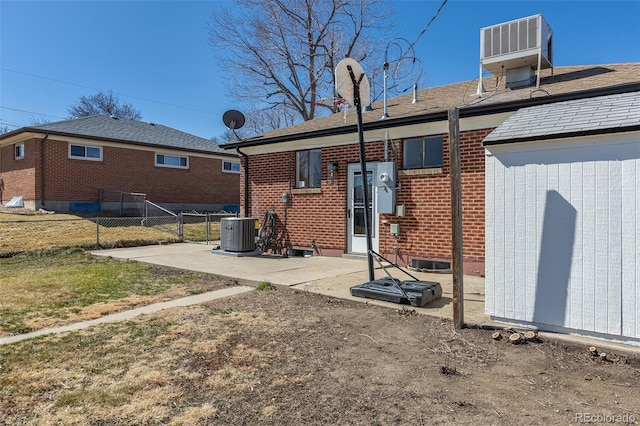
[4,243,637,354]
[0,286,254,345]
[90,243,491,325]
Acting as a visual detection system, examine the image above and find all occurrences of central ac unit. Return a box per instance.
[220,217,256,252]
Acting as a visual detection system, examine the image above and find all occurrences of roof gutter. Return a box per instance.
[236,147,250,217]
[222,82,640,150]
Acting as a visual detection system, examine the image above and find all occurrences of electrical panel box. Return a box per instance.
[377,162,396,214]
[390,223,400,236]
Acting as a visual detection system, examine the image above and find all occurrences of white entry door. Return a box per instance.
[347,162,379,254]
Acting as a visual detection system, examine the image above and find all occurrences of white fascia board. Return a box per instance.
[242,112,514,156]
[41,134,233,161]
[0,131,41,146]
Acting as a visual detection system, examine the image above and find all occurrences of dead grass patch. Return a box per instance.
[0,213,181,256]
[1,255,639,425]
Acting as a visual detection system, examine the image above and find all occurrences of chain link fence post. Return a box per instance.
[206,213,210,244]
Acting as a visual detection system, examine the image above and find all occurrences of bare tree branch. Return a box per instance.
[67,90,142,120]
[208,0,392,131]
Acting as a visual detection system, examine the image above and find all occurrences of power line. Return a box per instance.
[408,0,448,52]
[0,119,22,129]
[0,106,65,120]
[1,67,219,117]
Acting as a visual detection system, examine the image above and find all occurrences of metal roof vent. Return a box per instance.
[476,14,553,93]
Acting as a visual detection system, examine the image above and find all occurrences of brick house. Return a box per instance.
[223,63,639,275]
[0,115,240,213]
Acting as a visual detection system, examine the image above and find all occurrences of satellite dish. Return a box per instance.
[335,58,370,111]
[360,74,371,111]
[222,109,246,130]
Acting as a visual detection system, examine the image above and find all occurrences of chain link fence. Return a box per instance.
[0,211,238,257]
[180,212,237,244]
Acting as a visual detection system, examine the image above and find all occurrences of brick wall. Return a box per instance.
[0,138,39,202]
[44,139,239,205]
[242,128,491,270]
[1,137,239,209]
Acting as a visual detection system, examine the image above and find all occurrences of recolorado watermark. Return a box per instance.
[575,413,636,424]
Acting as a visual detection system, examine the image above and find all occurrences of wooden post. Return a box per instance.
[449,107,464,329]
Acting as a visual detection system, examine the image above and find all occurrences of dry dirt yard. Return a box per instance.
[1,281,639,425]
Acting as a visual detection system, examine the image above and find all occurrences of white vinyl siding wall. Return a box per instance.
[485,133,639,344]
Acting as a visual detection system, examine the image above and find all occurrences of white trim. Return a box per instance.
[155,153,189,169]
[68,143,103,161]
[222,160,241,173]
[1,132,236,161]
[347,162,379,254]
[14,143,25,160]
[240,112,515,156]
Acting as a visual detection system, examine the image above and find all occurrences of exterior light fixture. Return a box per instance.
[327,162,339,184]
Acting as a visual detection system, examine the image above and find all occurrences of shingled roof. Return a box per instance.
[2,115,232,156]
[223,63,640,148]
[483,91,640,145]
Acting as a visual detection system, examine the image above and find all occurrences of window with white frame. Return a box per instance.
[222,161,240,173]
[296,149,322,188]
[402,136,443,169]
[155,153,188,169]
[14,143,25,160]
[69,143,102,161]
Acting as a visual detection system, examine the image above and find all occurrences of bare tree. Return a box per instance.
[67,90,142,120]
[29,115,51,126]
[208,0,391,129]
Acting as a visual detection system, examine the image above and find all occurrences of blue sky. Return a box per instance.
[1,0,638,139]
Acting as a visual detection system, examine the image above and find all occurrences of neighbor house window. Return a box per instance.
[155,153,188,169]
[222,161,240,173]
[403,136,443,169]
[296,149,321,188]
[14,143,24,160]
[69,143,102,161]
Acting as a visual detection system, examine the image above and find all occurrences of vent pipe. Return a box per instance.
[412,83,418,103]
[476,61,486,95]
[381,62,389,119]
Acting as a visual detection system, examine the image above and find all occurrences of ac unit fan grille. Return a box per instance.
[484,16,539,58]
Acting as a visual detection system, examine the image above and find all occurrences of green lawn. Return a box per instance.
[0,249,226,336]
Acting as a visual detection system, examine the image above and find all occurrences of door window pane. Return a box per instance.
[352,170,373,236]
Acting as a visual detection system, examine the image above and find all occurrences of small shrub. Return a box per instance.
[256,281,275,291]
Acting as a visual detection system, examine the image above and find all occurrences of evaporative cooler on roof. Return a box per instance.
[477,14,553,91]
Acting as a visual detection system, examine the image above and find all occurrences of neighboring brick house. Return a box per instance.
[0,115,240,213]
[223,63,639,275]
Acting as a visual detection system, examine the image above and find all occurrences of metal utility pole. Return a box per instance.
[449,107,464,329]
[348,65,375,282]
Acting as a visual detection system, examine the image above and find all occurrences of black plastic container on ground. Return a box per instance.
[350,277,442,307]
